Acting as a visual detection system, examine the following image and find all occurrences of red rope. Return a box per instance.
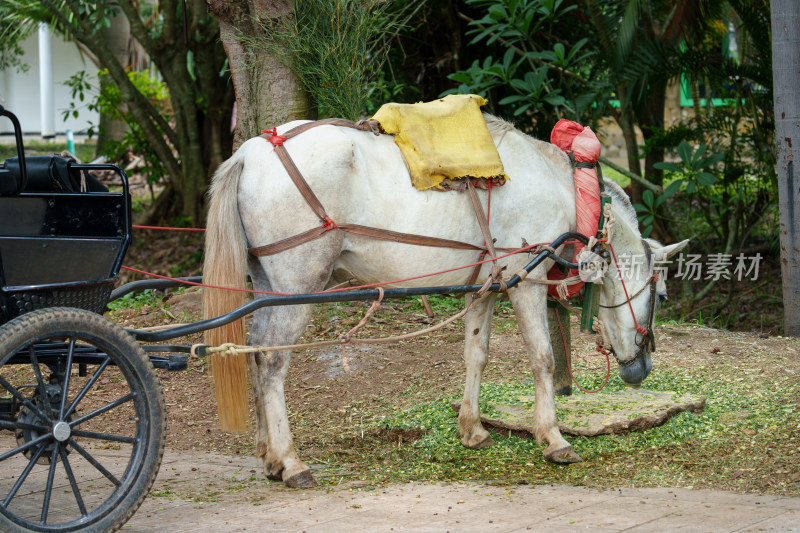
[132,225,205,232]
[288,240,588,294]
[554,304,610,393]
[607,243,648,336]
[262,127,287,146]
[120,239,589,297]
[121,265,288,296]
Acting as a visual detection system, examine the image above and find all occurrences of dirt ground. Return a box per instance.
[111,290,532,457]
[107,287,800,493]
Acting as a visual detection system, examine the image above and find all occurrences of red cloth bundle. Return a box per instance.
[547,119,602,298]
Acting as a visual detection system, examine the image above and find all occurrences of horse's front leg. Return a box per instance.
[509,282,582,464]
[459,292,498,449]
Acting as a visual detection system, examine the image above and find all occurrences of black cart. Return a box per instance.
[0,106,175,532]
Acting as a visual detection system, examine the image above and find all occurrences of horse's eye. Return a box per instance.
[657,293,667,304]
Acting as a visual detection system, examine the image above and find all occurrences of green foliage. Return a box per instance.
[360,353,800,492]
[170,249,203,277]
[258,0,406,120]
[0,1,123,72]
[650,75,776,258]
[364,69,421,116]
[0,140,95,164]
[0,1,42,72]
[72,2,122,32]
[0,41,28,73]
[445,0,609,136]
[106,289,160,311]
[654,142,721,193]
[634,142,722,238]
[63,69,173,185]
[661,0,774,245]
[405,295,464,315]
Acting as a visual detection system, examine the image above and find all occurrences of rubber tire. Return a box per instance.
[0,308,166,532]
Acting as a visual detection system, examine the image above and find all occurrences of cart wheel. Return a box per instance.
[0,308,166,532]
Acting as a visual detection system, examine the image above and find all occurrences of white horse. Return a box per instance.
[202,115,688,488]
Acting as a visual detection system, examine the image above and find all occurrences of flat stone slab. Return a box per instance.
[452,389,705,437]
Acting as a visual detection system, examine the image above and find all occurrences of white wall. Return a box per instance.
[0,31,99,135]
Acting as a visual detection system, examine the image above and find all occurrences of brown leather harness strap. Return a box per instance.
[467,181,498,260]
[281,118,381,140]
[248,120,517,267]
[248,225,332,257]
[333,224,508,250]
[464,180,504,288]
[272,143,329,221]
[248,222,519,257]
[258,119,379,224]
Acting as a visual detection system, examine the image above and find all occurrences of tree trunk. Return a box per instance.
[209,0,311,150]
[40,0,233,224]
[159,45,206,223]
[133,0,233,225]
[96,10,131,156]
[771,0,800,336]
[640,82,666,189]
[639,80,675,242]
[615,84,643,201]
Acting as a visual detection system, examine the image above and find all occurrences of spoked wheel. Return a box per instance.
[0,308,166,532]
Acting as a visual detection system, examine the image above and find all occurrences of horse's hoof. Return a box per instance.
[474,435,496,449]
[544,446,582,464]
[464,434,496,449]
[285,469,317,488]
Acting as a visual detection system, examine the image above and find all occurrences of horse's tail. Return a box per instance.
[203,149,249,432]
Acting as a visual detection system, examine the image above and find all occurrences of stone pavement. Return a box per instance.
[124,451,800,532]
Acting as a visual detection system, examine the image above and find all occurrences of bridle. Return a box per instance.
[598,239,658,360]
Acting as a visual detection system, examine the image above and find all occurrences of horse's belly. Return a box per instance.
[332,242,534,289]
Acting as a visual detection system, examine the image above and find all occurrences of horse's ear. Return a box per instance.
[654,239,690,259]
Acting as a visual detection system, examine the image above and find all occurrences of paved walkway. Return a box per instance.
[122,451,800,532]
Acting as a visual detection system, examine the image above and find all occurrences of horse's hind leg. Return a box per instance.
[247,253,337,488]
[249,306,318,487]
[245,257,273,477]
[509,282,582,464]
[459,292,498,449]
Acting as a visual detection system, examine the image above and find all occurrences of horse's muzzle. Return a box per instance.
[618,350,653,388]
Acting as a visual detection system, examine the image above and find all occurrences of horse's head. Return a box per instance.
[597,237,689,387]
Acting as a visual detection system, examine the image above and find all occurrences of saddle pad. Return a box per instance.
[372,94,506,191]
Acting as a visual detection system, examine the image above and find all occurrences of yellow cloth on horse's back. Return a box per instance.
[372,94,506,191]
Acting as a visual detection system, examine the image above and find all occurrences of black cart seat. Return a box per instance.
[0,107,131,324]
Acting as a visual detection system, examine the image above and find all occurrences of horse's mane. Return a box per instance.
[483,113,517,136]
[483,114,570,168]
[602,179,641,237]
[483,114,641,237]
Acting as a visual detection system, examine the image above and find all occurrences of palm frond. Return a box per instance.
[615,0,647,66]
